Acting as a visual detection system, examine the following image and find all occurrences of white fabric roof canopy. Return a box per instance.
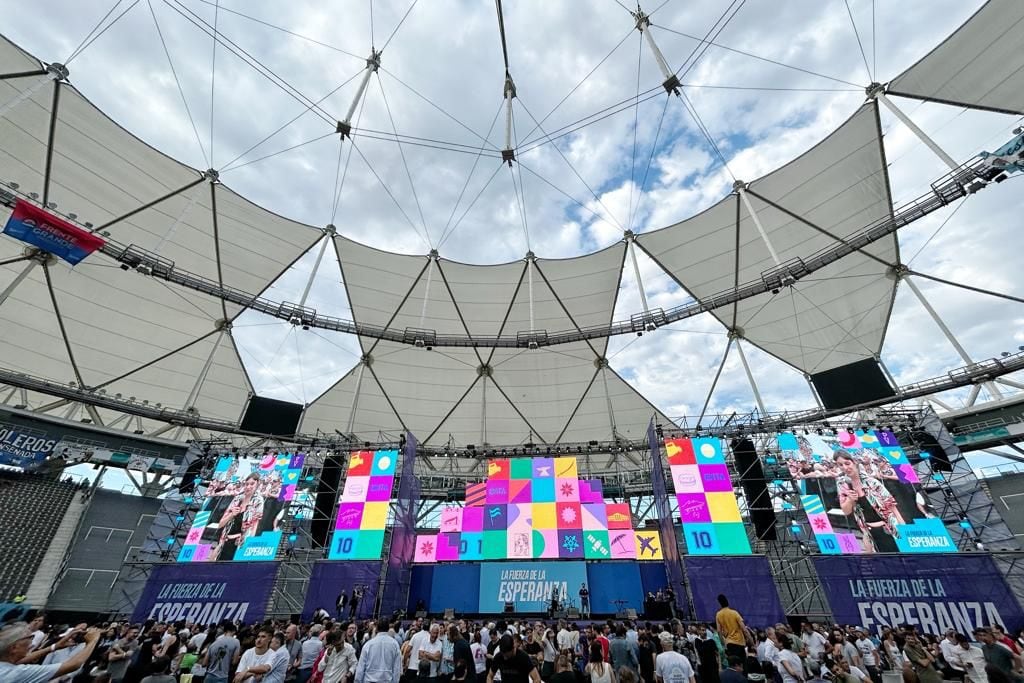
[301,240,672,444]
[887,0,1024,115]
[636,102,897,374]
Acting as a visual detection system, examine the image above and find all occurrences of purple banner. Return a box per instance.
[132,562,277,624]
[815,554,1024,636]
[684,555,785,627]
[301,561,382,621]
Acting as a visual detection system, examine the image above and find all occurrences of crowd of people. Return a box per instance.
[3,597,1024,683]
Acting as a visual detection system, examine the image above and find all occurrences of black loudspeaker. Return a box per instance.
[625,609,638,620]
[906,430,954,472]
[311,453,344,548]
[177,456,206,494]
[239,395,304,437]
[567,608,580,618]
[503,602,515,614]
[731,437,778,541]
[415,610,427,619]
[809,359,895,411]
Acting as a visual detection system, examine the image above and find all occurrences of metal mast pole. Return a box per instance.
[869,85,960,172]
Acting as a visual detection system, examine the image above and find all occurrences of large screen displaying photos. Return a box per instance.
[177,452,308,562]
[413,456,664,562]
[327,449,398,560]
[778,429,956,554]
[664,437,752,556]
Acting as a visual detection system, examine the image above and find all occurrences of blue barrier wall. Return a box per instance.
[431,564,481,613]
[586,562,645,613]
[408,565,434,612]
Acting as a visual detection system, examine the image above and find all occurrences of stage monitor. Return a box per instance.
[664,437,753,555]
[809,359,896,411]
[176,452,314,562]
[239,396,304,437]
[411,456,663,562]
[777,429,956,554]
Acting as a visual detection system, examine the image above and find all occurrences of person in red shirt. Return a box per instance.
[992,626,1020,655]
[593,627,610,662]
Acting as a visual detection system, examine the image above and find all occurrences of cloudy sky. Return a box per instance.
[2,0,1022,468]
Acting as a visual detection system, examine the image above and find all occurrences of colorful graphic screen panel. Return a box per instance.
[413,456,663,562]
[664,437,752,556]
[177,453,309,562]
[777,430,956,554]
[328,450,398,560]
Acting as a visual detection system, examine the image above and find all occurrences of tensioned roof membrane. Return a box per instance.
[0,0,1019,441]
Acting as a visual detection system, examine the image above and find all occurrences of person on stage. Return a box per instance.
[350,587,363,620]
[664,587,676,620]
[337,592,348,620]
[578,584,590,618]
[548,587,559,619]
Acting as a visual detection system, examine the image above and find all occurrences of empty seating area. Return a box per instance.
[0,471,79,600]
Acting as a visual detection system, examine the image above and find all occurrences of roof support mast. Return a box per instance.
[894,267,1002,403]
[632,9,680,95]
[502,74,516,165]
[867,84,960,172]
[336,50,382,139]
[297,224,336,311]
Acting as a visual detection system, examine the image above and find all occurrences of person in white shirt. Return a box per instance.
[655,632,695,683]
[556,623,573,653]
[1,623,103,683]
[417,626,442,679]
[854,631,881,683]
[26,615,46,652]
[801,625,828,663]
[355,618,402,683]
[776,636,804,683]
[319,631,358,683]
[940,631,966,679]
[235,628,277,683]
[952,635,987,683]
[266,633,291,683]
[471,633,488,675]
[406,625,433,679]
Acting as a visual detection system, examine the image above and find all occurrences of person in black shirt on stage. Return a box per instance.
[487,635,540,683]
[578,584,590,618]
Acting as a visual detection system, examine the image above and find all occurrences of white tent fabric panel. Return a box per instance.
[425,377,536,447]
[637,103,896,373]
[0,73,53,195]
[334,236,431,332]
[520,245,627,340]
[435,259,526,339]
[47,87,201,229]
[298,365,406,442]
[0,258,79,386]
[0,32,41,74]
[362,343,483,439]
[733,255,895,374]
[559,368,673,443]
[98,332,253,422]
[485,343,600,444]
[887,0,1024,115]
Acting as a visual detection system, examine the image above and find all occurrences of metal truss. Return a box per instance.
[4,343,1024,444]
[0,158,993,349]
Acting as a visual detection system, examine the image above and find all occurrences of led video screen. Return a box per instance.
[664,437,752,555]
[327,449,398,560]
[778,429,956,554]
[413,456,664,562]
[177,453,309,562]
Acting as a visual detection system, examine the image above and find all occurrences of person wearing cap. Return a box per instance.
[655,631,694,683]
[0,622,102,683]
